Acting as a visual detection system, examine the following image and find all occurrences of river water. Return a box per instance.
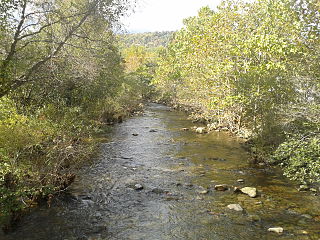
[2,103,320,240]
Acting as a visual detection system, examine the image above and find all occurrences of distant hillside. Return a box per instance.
[119,31,174,48]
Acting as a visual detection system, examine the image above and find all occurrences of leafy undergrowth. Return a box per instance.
[0,97,143,232]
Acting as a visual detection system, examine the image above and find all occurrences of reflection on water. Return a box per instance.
[1,103,320,240]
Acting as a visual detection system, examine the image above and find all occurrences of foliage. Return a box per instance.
[0,0,149,229]
[272,134,320,184]
[152,0,320,182]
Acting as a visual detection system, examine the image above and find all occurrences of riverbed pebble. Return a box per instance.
[134,184,143,190]
[268,227,284,233]
[214,184,228,191]
[227,204,243,211]
[241,187,257,198]
[298,185,309,192]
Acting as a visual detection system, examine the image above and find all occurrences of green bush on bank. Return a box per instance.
[272,134,320,184]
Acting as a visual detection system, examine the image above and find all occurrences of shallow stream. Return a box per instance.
[2,103,320,240]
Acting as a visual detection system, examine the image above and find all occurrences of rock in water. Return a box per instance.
[233,187,242,193]
[227,204,243,211]
[199,190,209,195]
[214,184,228,191]
[196,127,207,134]
[134,184,143,190]
[241,187,257,198]
[298,185,309,192]
[132,133,139,136]
[268,227,284,233]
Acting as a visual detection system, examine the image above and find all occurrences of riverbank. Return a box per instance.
[0,99,145,233]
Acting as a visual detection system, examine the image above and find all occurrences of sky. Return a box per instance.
[121,0,222,33]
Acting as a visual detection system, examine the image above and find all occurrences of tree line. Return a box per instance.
[152,0,320,184]
[0,0,152,229]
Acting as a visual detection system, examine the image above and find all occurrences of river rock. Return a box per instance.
[134,184,143,190]
[241,187,257,198]
[151,188,165,194]
[196,127,207,134]
[181,128,189,131]
[233,187,242,193]
[301,214,313,219]
[149,129,157,132]
[132,133,139,136]
[237,179,245,183]
[268,227,284,233]
[310,188,317,192]
[214,184,228,191]
[227,204,243,211]
[248,214,261,222]
[198,190,209,195]
[298,185,309,192]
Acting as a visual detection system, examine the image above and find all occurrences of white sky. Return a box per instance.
[121,0,222,33]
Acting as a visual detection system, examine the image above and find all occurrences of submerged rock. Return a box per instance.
[214,184,228,191]
[132,133,139,136]
[298,185,309,191]
[198,190,209,195]
[233,187,242,193]
[134,184,143,190]
[237,179,245,183]
[149,129,157,132]
[151,188,165,194]
[248,215,261,222]
[241,187,257,198]
[227,204,243,211]
[268,227,284,233]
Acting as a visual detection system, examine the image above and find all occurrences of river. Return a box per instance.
[2,103,320,240]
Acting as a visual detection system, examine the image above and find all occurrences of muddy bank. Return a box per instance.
[1,103,320,240]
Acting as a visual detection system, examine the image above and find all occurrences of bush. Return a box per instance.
[271,134,320,184]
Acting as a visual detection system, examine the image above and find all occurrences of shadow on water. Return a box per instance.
[1,103,320,240]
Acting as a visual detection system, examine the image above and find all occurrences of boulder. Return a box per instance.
[241,187,257,198]
[227,204,243,211]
